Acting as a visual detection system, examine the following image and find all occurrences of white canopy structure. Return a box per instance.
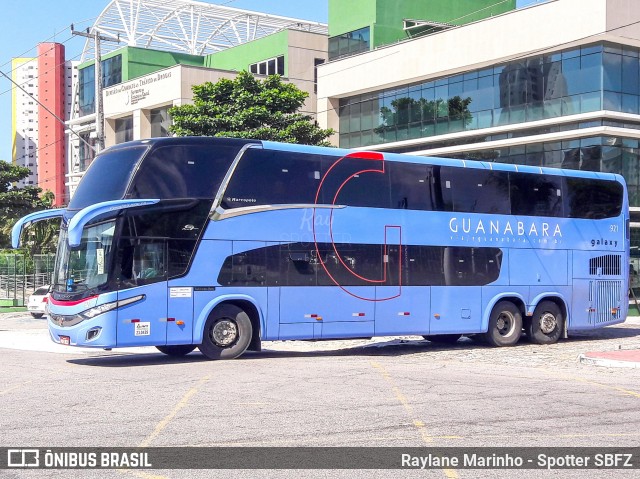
[80,0,328,61]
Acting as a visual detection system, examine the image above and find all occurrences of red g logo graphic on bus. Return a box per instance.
[313,151,402,301]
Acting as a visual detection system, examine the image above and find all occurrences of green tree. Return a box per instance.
[0,161,56,251]
[169,70,334,146]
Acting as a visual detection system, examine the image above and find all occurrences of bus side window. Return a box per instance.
[439,166,510,214]
[388,162,435,211]
[443,247,502,286]
[510,172,564,217]
[318,156,391,208]
[221,149,324,208]
[119,240,167,285]
[117,239,135,283]
[566,177,623,219]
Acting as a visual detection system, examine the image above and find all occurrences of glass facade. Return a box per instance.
[338,42,640,148]
[329,26,370,61]
[437,136,639,207]
[78,55,123,117]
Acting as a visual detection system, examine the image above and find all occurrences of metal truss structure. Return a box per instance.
[81,0,328,61]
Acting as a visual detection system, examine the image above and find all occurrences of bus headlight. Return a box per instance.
[82,295,145,319]
[50,295,145,327]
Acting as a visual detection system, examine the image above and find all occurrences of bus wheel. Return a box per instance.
[423,334,462,344]
[483,301,522,347]
[199,304,252,360]
[526,301,563,345]
[156,345,196,356]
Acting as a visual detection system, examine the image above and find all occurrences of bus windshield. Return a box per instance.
[69,146,147,210]
[52,221,116,294]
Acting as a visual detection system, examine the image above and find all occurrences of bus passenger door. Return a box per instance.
[429,247,485,334]
[117,239,168,347]
[374,244,430,336]
[167,283,194,345]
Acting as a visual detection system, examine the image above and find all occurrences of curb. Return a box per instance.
[578,353,640,369]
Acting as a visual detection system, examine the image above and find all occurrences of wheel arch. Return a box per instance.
[529,293,570,338]
[194,294,263,347]
[482,293,527,333]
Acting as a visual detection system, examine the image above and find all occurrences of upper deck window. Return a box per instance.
[510,172,565,217]
[127,144,243,200]
[221,149,331,208]
[566,177,623,218]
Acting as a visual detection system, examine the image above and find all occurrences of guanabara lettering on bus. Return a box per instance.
[12,137,630,359]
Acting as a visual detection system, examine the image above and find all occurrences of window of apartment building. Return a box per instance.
[103,55,122,88]
[314,58,325,94]
[115,116,134,144]
[150,106,172,137]
[78,132,96,171]
[249,55,284,76]
[78,54,122,117]
[78,65,95,116]
[328,26,370,61]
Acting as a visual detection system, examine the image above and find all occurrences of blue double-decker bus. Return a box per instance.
[13,137,629,359]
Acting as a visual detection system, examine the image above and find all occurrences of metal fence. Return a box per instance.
[0,254,55,306]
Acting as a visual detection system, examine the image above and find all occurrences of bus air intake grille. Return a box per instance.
[589,254,621,276]
[588,280,622,324]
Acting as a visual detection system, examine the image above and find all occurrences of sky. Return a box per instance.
[0,0,329,163]
[0,0,539,164]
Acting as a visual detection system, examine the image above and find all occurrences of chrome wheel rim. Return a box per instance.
[539,312,557,334]
[211,319,238,347]
[496,311,516,337]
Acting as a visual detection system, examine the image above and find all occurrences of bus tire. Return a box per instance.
[483,301,522,347]
[423,334,462,344]
[30,313,44,319]
[199,304,252,360]
[526,300,563,345]
[156,345,196,356]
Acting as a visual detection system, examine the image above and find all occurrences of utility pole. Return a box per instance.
[70,25,120,153]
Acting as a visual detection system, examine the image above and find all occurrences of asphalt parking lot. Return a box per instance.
[1,312,640,478]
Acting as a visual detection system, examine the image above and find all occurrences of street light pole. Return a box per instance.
[71,25,120,153]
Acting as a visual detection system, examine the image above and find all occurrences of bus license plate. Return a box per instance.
[60,336,70,345]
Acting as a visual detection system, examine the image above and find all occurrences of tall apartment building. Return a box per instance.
[11,42,77,205]
[11,58,39,188]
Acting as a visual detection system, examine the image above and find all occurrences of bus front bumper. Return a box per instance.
[48,311,117,348]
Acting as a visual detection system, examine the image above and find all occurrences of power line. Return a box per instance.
[0,68,94,153]
[0,16,97,71]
